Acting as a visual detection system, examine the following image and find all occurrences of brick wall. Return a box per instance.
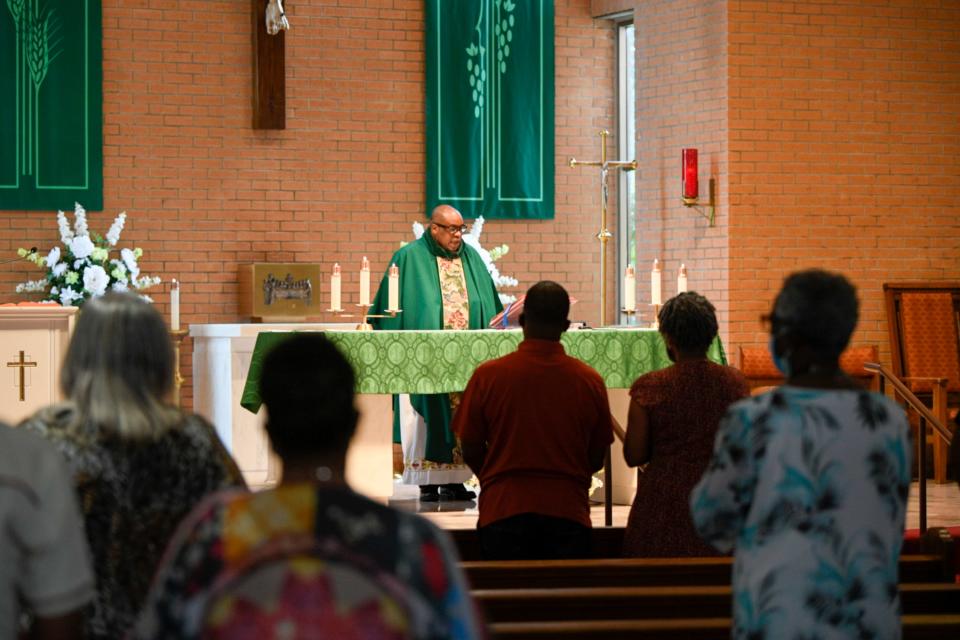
[0,0,616,408]
[632,0,730,339]
[3,0,956,408]
[726,0,960,363]
[627,0,959,364]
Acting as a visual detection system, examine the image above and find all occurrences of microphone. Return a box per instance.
[0,247,39,266]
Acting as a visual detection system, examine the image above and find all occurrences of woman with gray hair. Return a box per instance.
[22,293,244,639]
[691,270,911,639]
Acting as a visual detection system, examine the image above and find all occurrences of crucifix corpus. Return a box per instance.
[569,130,637,327]
[6,350,37,402]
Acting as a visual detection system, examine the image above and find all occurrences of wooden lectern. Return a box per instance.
[0,305,77,425]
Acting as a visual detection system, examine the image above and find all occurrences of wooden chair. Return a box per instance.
[884,282,960,483]
[737,344,880,395]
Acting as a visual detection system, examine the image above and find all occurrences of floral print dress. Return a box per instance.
[133,483,483,639]
[691,387,911,640]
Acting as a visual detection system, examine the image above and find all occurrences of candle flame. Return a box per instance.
[361,256,369,270]
[333,263,341,275]
[652,259,661,271]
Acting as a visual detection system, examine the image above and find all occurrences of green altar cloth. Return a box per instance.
[241,329,727,414]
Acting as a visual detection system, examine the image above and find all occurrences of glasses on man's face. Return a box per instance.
[433,222,468,235]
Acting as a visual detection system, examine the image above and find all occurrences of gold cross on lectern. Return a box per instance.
[569,130,637,327]
[6,351,37,401]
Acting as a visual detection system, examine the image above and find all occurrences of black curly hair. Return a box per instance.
[658,292,718,355]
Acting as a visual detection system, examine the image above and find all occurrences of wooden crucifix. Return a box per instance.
[569,130,637,327]
[6,350,37,402]
[252,0,287,129]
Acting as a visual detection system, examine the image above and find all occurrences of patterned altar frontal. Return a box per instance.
[241,329,727,412]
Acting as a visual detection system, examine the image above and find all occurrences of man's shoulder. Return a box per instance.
[0,424,68,486]
[471,351,518,378]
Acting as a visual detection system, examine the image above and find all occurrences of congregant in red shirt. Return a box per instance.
[452,281,614,560]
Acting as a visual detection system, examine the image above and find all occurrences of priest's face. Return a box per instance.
[430,205,465,253]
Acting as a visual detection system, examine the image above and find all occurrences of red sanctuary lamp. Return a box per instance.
[680,147,715,227]
[682,148,698,203]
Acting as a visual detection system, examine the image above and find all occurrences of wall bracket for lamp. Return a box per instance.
[682,177,716,227]
[681,148,716,227]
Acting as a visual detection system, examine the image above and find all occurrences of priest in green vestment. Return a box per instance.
[371,205,503,502]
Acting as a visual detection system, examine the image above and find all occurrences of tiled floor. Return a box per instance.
[388,481,960,532]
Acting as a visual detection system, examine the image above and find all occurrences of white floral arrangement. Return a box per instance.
[413,216,519,304]
[15,203,162,306]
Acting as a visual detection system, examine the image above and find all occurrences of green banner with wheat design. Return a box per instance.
[1,0,102,210]
[426,0,554,220]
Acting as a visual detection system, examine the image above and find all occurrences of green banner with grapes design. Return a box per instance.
[0,0,102,210]
[426,0,554,220]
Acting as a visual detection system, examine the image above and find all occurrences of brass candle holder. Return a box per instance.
[169,328,189,407]
[328,304,402,331]
[649,303,661,329]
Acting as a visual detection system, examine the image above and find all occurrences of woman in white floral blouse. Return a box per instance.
[691,270,911,640]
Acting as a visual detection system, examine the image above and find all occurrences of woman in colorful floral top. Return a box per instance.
[133,333,483,639]
[691,270,911,639]
[21,293,244,639]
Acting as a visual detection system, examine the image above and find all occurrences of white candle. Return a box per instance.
[359,256,370,306]
[651,259,662,306]
[677,263,688,294]
[388,263,400,311]
[331,263,342,311]
[170,279,180,330]
[623,265,636,311]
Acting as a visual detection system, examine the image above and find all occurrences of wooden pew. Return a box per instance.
[489,615,960,640]
[462,554,952,589]
[474,583,960,623]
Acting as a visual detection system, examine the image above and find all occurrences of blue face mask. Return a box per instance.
[769,335,791,378]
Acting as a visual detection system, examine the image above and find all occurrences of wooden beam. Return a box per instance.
[252,0,285,129]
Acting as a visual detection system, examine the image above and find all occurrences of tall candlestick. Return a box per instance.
[170,279,180,330]
[623,265,636,311]
[359,256,370,306]
[331,263,342,311]
[677,263,688,294]
[387,264,400,311]
[651,259,662,306]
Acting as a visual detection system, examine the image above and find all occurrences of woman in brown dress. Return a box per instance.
[622,292,749,557]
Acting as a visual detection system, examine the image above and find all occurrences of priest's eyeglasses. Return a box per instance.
[432,222,468,235]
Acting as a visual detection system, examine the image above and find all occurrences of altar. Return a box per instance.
[213,327,727,502]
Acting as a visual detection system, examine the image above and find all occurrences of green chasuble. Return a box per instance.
[370,233,502,463]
